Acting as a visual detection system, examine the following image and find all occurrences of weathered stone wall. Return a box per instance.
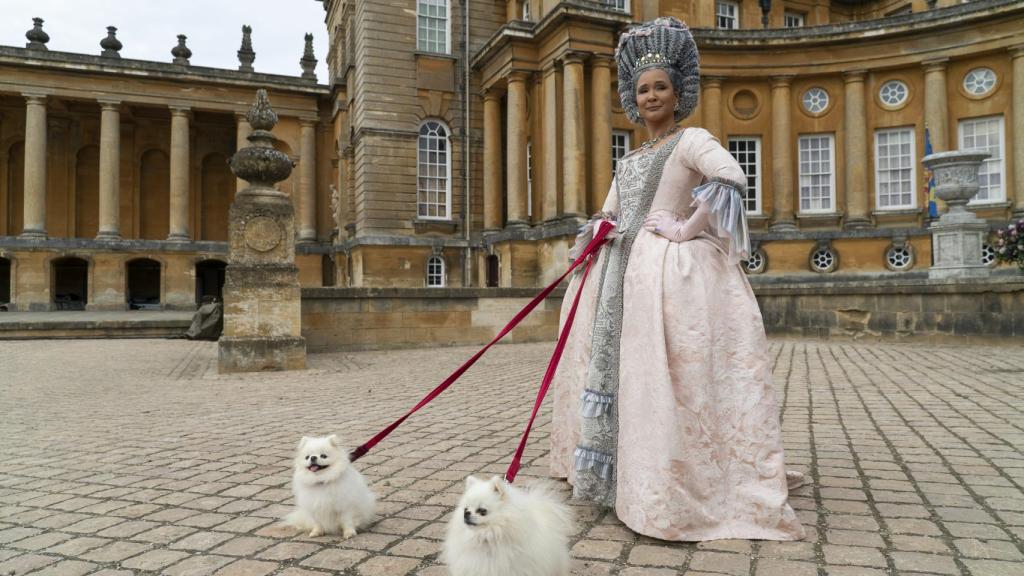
[752,272,1024,340]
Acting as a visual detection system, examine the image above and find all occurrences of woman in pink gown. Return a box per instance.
[549,17,804,542]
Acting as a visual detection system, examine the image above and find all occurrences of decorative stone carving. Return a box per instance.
[100,26,122,58]
[243,217,282,252]
[220,89,306,373]
[25,18,49,50]
[238,25,255,72]
[922,150,991,279]
[300,33,318,81]
[171,34,192,65]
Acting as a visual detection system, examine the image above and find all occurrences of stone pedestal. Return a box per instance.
[924,150,991,280]
[219,89,306,373]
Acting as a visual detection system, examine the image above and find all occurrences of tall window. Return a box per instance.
[798,134,835,213]
[875,127,916,209]
[728,137,761,214]
[612,130,631,175]
[417,0,449,54]
[716,1,739,29]
[959,116,1004,203]
[784,11,805,27]
[427,256,445,287]
[417,120,450,219]
[522,0,531,20]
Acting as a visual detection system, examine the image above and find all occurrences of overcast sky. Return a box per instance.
[1,0,330,80]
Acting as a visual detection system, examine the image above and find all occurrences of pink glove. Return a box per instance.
[643,204,709,243]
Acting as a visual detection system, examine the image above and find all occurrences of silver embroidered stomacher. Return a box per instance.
[572,131,683,508]
[692,177,751,263]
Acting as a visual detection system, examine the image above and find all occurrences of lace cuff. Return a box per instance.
[691,177,751,264]
[573,447,614,479]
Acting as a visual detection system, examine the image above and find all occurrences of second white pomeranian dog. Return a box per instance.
[443,475,574,576]
[283,434,375,538]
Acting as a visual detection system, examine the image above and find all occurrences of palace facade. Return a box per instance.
[0,0,1021,311]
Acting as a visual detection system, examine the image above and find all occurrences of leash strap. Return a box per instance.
[349,222,615,462]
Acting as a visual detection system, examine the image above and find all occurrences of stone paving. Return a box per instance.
[1,338,1023,576]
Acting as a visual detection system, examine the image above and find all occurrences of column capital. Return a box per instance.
[922,57,949,73]
[506,70,532,84]
[299,116,319,127]
[841,69,867,83]
[1009,44,1024,59]
[589,54,614,69]
[702,76,725,89]
[541,59,562,76]
[235,111,250,122]
[770,75,795,88]
[562,51,588,66]
[97,98,122,110]
[482,88,503,102]
[22,93,47,105]
[169,105,192,117]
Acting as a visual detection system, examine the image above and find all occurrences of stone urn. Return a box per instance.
[922,150,990,224]
[922,150,991,279]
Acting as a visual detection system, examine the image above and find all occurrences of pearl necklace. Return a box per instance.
[640,124,680,150]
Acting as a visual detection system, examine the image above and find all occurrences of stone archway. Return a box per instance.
[0,257,11,306]
[195,259,227,304]
[52,257,89,310]
[126,258,161,310]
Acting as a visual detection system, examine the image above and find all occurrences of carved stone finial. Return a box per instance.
[230,89,293,190]
[26,17,49,50]
[238,25,255,72]
[100,26,122,58]
[171,34,192,65]
[300,33,318,81]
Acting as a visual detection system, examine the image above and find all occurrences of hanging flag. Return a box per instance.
[924,127,938,219]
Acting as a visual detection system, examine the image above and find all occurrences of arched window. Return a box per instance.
[417,120,451,220]
[427,255,445,288]
[126,258,162,309]
[195,259,227,304]
[52,257,89,310]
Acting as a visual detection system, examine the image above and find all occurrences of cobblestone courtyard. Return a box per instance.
[1,339,1023,576]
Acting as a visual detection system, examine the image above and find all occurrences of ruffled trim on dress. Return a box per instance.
[580,389,614,418]
[691,177,751,264]
[574,447,614,480]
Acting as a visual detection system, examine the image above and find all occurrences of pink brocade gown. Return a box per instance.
[550,128,805,542]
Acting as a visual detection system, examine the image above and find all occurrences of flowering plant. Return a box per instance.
[991,218,1024,270]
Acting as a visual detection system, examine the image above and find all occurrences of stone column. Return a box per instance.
[562,53,586,218]
[590,56,613,215]
[235,113,251,193]
[923,58,949,153]
[20,93,47,238]
[770,76,796,231]
[842,70,871,229]
[1011,46,1024,218]
[506,71,529,226]
[168,106,191,241]
[298,118,317,243]
[483,90,503,230]
[541,62,559,221]
[97,99,121,239]
[506,0,519,21]
[702,76,724,141]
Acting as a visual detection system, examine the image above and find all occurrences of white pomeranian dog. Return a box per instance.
[282,434,376,538]
[443,475,574,576]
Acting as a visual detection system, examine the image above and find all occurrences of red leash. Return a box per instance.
[349,221,614,463]
[504,242,597,483]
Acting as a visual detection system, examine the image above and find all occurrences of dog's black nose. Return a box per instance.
[310,455,318,462]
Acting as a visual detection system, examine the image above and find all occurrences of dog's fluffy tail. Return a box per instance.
[282,508,316,532]
[523,479,575,535]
